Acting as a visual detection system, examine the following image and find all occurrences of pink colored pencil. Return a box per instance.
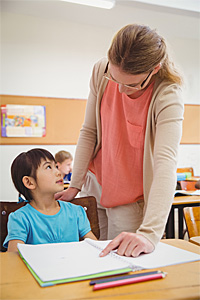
[93,272,166,291]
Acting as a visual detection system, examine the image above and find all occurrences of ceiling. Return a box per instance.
[1,0,200,39]
[2,0,200,14]
[128,0,200,13]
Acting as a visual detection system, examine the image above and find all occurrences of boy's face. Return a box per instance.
[34,159,64,195]
[57,159,72,177]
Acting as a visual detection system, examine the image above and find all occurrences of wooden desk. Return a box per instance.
[190,236,200,246]
[185,176,200,182]
[166,195,200,239]
[1,240,199,300]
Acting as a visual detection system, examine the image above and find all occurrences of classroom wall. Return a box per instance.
[1,1,200,201]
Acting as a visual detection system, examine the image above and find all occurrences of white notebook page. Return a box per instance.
[87,239,200,269]
[18,239,200,282]
[18,240,131,282]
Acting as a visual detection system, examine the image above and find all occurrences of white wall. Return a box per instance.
[1,1,200,201]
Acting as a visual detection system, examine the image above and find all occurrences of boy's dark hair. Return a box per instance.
[11,148,55,201]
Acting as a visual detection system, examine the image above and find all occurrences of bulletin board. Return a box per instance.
[181,104,200,144]
[0,95,86,145]
[1,104,46,137]
[0,95,199,145]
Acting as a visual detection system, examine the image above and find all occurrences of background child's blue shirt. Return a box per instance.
[3,200,91,248]
[64,172,72,183]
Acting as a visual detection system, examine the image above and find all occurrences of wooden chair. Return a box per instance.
[69,196,100,240]
[177,167,194,176]
[177,167,195,191]
[183,206,200,239]
[180,181,197,191]
[0,201,25,252]
[0,196,99,252]
[189,236,200,246]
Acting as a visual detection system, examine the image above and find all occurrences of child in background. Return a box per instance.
[55,150,73,183]
[195,180,200,189]
[3,148,96,252]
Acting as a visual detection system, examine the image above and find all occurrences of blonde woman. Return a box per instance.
[56,24,184,257]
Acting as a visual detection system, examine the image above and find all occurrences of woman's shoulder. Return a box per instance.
[150,79,184,121]
[90,57,109,96]
[153,79,184,106]
[94,57,108,70]
[154,78,183,96]
[92,57,108,81]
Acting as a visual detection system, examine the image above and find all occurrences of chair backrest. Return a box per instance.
[183,206,200,238]
[0,196,99,252]
[177,167,194,176]
[0,201,25,252]
[69,196,100,240]
[180,181,197,191]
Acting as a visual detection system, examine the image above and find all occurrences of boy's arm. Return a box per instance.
[83,231,97,240]
[7,240,25,252]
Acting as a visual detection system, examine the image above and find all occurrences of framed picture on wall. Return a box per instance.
[1,104,46,138]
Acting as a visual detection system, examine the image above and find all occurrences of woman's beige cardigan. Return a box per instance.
[70,58,184,247]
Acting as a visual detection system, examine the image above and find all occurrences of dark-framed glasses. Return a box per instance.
[103,62,153,91]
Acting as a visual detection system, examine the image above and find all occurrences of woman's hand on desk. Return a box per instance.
[55,187,79,201]
[100,232,154,258]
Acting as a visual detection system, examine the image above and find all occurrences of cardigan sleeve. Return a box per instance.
[136,83,184,247]
[70,59,105,190]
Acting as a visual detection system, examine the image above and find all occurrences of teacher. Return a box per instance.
[56,24,184,257]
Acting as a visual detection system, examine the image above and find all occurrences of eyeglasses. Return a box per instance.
[103,62,153,91]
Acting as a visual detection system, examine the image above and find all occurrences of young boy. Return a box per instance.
[3,148,96,252]
[55,150,73,183]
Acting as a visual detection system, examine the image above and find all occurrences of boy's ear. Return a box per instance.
[22,176,36,190]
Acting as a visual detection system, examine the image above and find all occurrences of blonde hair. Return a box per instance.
[108,24,183,85]
[55,151,73,163]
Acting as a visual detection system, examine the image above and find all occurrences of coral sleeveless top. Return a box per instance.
[90,80,154,207]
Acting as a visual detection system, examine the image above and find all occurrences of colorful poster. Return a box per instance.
[1,105,46,137]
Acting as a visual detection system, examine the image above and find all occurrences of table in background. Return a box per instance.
[1,239,200,300]
[166,195,200,239]
[185,176,200,181]
[190,236,200,246]
[64,183,69,189]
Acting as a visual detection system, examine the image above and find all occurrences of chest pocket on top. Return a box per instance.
[126,121,144,149]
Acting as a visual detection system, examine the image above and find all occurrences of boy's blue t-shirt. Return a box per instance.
[3,200,91,249]
[64,172,72,183]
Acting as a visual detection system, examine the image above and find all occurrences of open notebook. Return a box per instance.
[17,239,200,287]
